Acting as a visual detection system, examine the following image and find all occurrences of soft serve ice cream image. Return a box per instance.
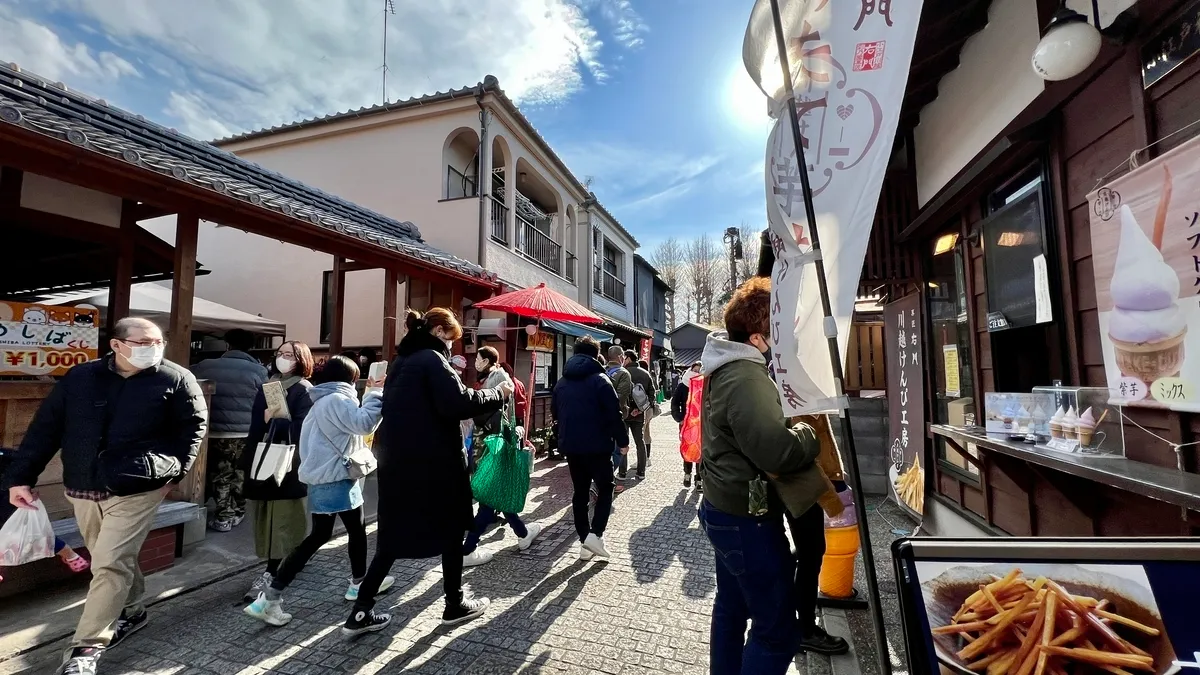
[1107,203,1186,389]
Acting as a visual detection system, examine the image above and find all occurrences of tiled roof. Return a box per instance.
[215,75,640,247]
[0,62,495,284]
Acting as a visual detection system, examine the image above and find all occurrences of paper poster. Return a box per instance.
[752,0,924,415]
[943,344,960,398]
[0,301,100,376]
[1033,254,1053,324]
[525,330,555,353]
[1087,133,1200,411]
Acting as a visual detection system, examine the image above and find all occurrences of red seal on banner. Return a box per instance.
[853,41,886,71]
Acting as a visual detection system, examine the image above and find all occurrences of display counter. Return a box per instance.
[931,425,1200,514]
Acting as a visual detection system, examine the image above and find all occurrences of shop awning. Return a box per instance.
[598,317,652,340]
[542,318,613,342]
[39,283,286,336]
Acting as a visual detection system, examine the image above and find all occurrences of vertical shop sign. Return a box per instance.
[638,338,652,364]
[885,293,925,514]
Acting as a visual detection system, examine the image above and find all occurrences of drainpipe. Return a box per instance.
[580,193,597,304]
[476,86,491,268]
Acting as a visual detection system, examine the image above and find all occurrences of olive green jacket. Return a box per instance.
[698,332,821,517]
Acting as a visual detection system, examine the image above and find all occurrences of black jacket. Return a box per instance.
[189,351,268,435]
[552,354,629,456]
[375,329,503,559]
[240,378,313,502]
[1,357,208,494]
[671,380,691,423]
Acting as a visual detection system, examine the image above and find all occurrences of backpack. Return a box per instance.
[631,381,651,412]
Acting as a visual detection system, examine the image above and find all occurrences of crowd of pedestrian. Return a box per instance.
[2,277,851,675]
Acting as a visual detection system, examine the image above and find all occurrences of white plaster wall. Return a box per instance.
[21,172,121,227]
[913,0,1045,206]
[486,241,575,298]
[588,211,636,324]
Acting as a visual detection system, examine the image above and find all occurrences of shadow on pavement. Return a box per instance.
[628,488,714,599]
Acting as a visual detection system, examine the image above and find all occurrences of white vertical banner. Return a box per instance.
[746,0,923,415]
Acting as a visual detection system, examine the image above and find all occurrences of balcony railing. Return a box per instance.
[597,269,626,305]
[565,252,577,284]
[516,217,562,274]
[489,196,509,245]
[446,166,477,200]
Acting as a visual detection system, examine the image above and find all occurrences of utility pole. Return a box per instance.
[723,226,742,294]
[382,0,396,104]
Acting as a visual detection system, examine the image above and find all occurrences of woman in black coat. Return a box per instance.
[342,308,510,637]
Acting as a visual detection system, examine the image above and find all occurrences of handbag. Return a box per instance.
[470,415,531,513]
[251,419,296,486]
[342,436,378,481]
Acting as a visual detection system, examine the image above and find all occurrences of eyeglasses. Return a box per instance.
[121,338,164,347]
[274,351,297,360]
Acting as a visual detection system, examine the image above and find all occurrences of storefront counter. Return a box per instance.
[931,425,1200,521]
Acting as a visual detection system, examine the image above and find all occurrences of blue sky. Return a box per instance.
[0,0,772,253]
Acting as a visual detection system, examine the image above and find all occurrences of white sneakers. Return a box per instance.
[463,549,495,567]
[582,533,610,559]
[244,593,292,626]
[345,575,395,601]
[517,523,542,551]
[578,545,594,561]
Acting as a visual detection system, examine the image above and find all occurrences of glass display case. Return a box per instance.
[1030,383,1125,458]
[983,392,1056,439]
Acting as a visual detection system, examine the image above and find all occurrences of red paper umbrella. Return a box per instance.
[472,283,604,324]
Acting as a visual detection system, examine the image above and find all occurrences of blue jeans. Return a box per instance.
[463,503,528,554]
[699,500,798,675]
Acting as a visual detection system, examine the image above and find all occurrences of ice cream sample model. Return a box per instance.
[1077,407,1097,447]
[1107,181,1186,392]
[1063,406,1079,440]
[1049,406,1067,438]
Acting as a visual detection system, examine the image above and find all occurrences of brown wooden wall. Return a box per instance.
[927,0,1200,536]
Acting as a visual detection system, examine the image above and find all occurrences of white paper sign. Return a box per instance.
[1033,254,1053,324]
[758,0,924,414]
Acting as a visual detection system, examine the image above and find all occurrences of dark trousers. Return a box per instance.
[699,500,797,675]
[618,418,647,477]
[568,453,614,543]
[353,536,465,612]
[272,507,366,590]
[787,504,826,634]
[463,504,528,554]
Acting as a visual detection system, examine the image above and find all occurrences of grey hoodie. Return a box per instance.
[700,330,767,374]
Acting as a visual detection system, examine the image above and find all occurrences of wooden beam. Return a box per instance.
[129,202,175,222]
[107,199,137,337]
[0,166,23,208]
[328,256,346,354]
[383,268,399,363]
[167,213,198,365]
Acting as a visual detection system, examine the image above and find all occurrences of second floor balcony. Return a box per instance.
[516,216,562,274]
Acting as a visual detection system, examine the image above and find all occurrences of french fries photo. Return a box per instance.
[894,454,924,512]
[933,569,1164,674]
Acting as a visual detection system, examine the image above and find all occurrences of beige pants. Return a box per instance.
[67,489,164,650]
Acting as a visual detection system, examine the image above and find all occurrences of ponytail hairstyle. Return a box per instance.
[404,307,464,341]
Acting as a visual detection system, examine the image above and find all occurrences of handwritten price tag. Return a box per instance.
[1151,377,1193,404]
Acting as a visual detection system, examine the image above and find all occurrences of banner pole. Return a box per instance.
[766,0,892,672]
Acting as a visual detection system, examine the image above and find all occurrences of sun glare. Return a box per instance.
[727,66,771,131]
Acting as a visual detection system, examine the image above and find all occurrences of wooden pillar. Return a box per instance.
[167,213,198,365]
[328,256,346,355]
[383,268,399,363]
[108,199,137,336]
[0,166,22,209]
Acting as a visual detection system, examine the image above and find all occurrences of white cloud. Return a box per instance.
[0,9,139,85]
[559,141,721,212]
[12,0,642,138]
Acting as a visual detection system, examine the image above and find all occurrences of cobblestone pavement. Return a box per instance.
[15,415,916,675]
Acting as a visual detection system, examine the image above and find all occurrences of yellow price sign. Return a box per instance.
[1151,377,1193,404]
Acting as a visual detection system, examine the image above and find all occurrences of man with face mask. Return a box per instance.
[3,317,208,675]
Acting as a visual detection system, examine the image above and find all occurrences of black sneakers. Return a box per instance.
[441,589,490,626]
[341,608,391,638]
[683,475,692,488]
[108,610,147,649]
[800,624,850,655]
[58,648,101,675]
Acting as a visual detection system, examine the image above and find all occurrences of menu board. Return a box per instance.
[884,293,925,515]
[0,301,100,376]
[1088,133,1200,412]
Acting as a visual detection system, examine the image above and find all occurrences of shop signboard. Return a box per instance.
[525,330,555,353]
[1087,133,1200,412]
[884,293,925,515]
[0,301,100,377]
[638,338,651,364]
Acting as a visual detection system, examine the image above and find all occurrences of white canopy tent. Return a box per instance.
[40,283,286,336]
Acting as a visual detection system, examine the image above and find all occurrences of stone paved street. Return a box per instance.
[9,415,915,675]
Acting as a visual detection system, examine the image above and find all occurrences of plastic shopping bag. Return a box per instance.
[679,376,705,463]
[0,499,56,566]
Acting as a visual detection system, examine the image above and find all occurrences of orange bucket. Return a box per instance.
[818,524,860,599]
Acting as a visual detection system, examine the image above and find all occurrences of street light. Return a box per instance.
[1032,1,1102,81]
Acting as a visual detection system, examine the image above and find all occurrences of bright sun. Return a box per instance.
[726,65,771,131]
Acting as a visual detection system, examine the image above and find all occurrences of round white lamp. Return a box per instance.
[1032,5,1102,81]
[525,324,538,336]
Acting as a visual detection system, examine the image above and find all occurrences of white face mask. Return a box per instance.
[126,344,164,370]
[443,339,454,350]
[275,357,295,374]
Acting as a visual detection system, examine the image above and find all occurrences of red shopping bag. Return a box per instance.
[679,376,704,463]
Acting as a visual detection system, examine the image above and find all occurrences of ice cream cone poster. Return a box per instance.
[1088,134,1200,412]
